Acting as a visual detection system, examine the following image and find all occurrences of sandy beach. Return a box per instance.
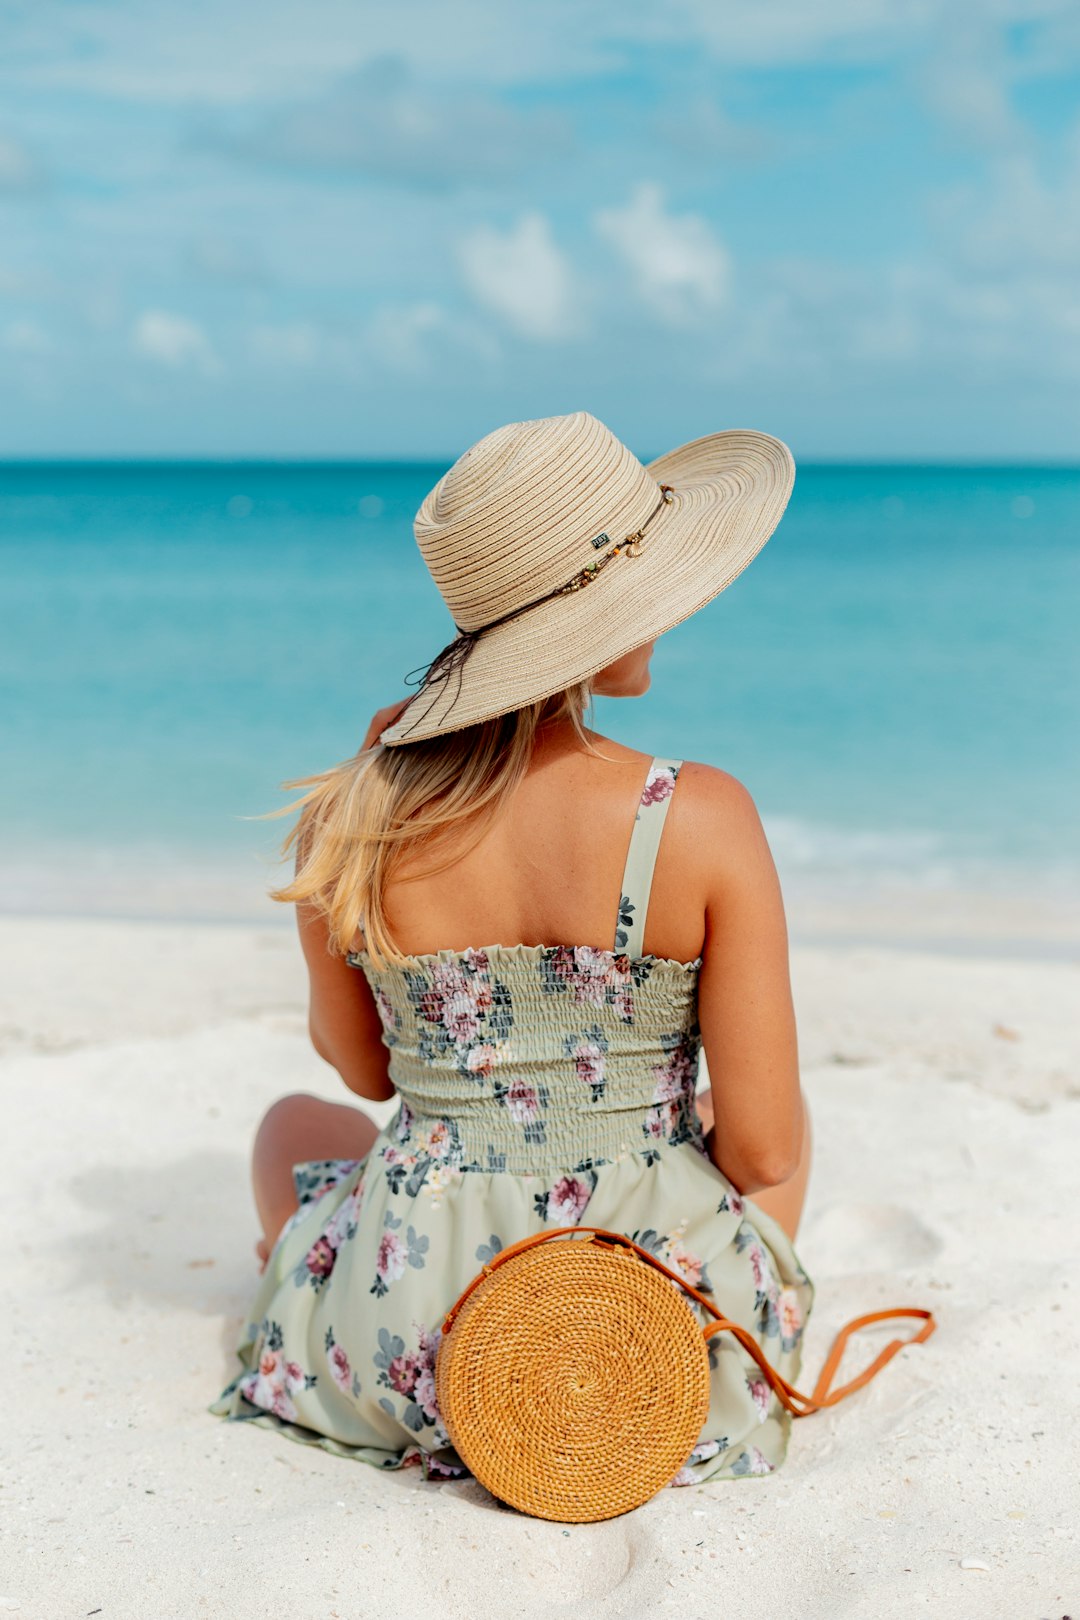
[3,912,1078,1619]
[6,1,1080,1613]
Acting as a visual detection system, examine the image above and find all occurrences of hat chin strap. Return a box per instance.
[398,627,482,736]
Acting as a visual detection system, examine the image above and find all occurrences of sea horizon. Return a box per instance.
[4,455,1080,470]
[3,458,1077,954]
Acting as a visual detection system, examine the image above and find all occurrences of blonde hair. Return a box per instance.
[261,682,596,968]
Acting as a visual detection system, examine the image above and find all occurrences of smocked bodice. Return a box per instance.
[347,942,704,1176]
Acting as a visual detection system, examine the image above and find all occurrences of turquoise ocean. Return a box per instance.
[2,461,1077,954]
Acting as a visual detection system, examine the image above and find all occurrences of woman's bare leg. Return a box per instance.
[695,1088,813,1245]
[251,1092,382,1267]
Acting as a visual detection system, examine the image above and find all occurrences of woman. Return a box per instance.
[211,410,815,1486]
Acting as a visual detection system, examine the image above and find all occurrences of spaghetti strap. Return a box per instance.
[614,757,684,955]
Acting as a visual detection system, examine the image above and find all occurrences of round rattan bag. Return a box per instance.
[435,1225,937,1523]
[435,1228,712,1522]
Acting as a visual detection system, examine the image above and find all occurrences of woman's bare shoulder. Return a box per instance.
[675,760,765,828]
[670,761,776,885]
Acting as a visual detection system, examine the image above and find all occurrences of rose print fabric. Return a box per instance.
[210,756,815,1489]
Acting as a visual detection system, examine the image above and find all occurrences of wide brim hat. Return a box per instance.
[379,410,794,746]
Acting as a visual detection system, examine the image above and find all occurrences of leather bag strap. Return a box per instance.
[441,1224,936,1420]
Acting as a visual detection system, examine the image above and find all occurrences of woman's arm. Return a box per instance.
[296,897,396,1102]
[690,767,805,1194]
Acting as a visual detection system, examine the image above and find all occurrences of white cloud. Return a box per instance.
[935,146,1080,274]
[366,302,443,372]
[660,0,1080,73]
[594,182,731,327]
[10,0,1077,105]
[0,0,629,103]
[248,322,322,366]
[0,134,45,191]
[188,236,268,283]
[0,266,41,296]
[664,0,904,66]
[3,319,52,355]
[132,310,220,373]
[649,96,773,164]
[916,13,1028,153]
[455,213,581,341]
[365,301,501,376]
[207,55,575,189]
[700,243,1080,393]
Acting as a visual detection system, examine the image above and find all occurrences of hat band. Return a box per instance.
[396,484,675,739]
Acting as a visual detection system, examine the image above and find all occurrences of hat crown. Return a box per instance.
[414,410,661,632]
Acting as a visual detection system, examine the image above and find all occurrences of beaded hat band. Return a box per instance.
[379,410,795,746]
[398,484,676,736]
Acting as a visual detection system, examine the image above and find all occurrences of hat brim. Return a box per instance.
[379,429,794,746]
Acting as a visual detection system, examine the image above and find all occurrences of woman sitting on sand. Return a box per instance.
[211,409,816,1486]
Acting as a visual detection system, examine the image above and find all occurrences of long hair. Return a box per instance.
[260,681,598,968]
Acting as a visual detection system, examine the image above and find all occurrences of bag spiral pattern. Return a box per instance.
[435,1238,712,1522]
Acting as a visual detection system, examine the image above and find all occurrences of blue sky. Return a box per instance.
[2,1,1079,459]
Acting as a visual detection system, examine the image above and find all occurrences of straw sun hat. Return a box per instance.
[378,409,795,747]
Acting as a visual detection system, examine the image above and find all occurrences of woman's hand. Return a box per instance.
[360,697,412,752]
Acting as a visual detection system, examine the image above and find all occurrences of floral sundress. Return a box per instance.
[210,757,815,1488]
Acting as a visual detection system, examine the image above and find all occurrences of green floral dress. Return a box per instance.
[210,758,815,1488]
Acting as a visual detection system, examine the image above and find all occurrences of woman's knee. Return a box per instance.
[255,1091,324,1144]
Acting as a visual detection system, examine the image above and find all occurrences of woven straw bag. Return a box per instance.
[435,1226,936,1523]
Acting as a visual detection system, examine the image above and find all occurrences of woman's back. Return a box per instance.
[369,721,803,1197]
[369,725,713,967]
[344,745,705,1183]
[212,733,815,1486]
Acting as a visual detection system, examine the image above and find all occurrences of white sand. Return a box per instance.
[2,914,1078,1618]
